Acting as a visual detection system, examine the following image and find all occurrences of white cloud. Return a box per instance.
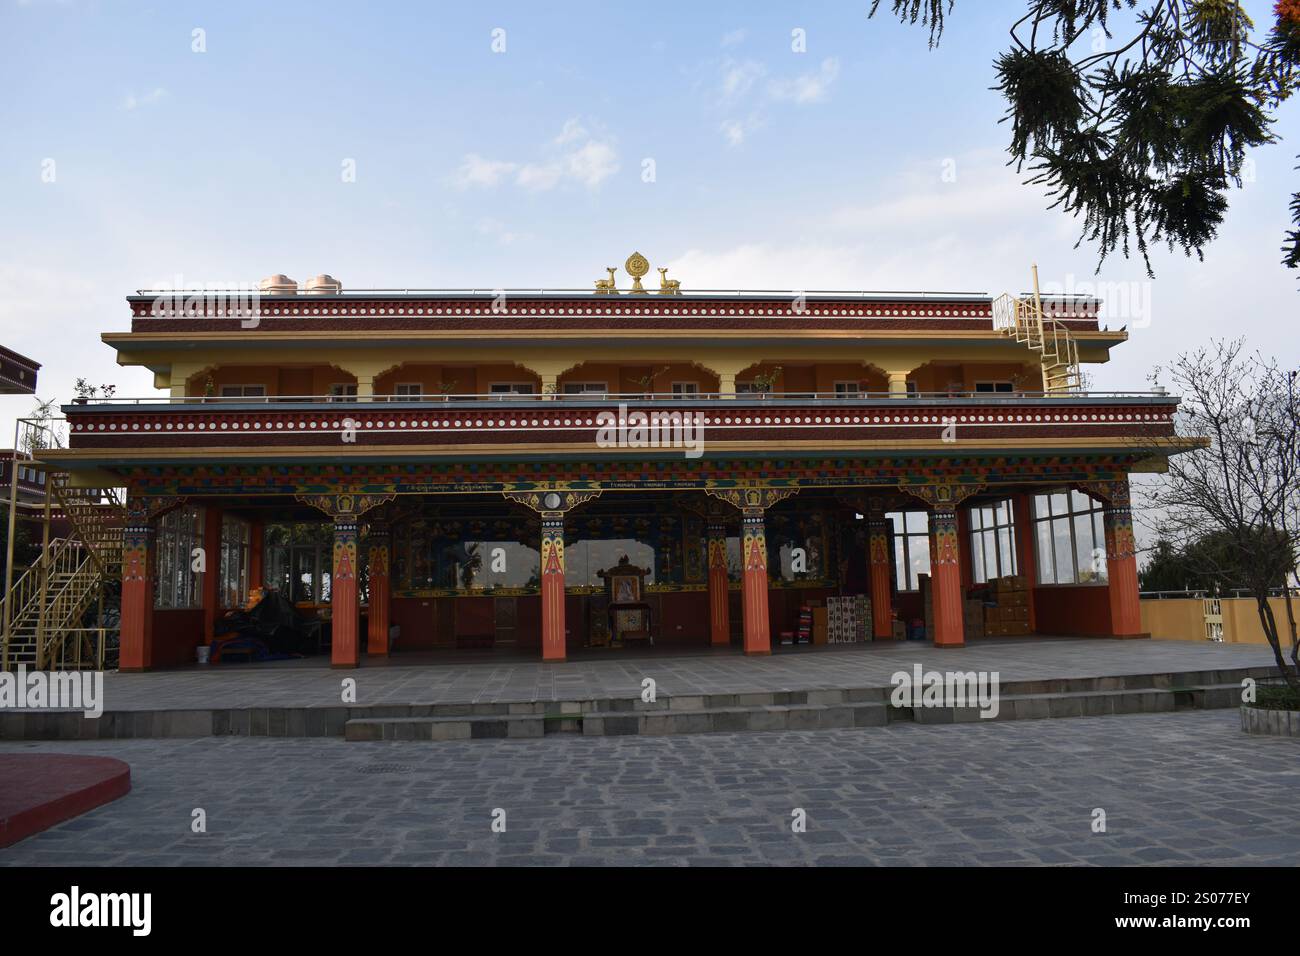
[455,118,619,192]
[455,154,518,188]
[768,57,840,104]
[515,163,563,191]
[121,88,167,111]
[721,28,747,47]
[565,139,619,187]
[718,58,766,104]
[720,114,765,148]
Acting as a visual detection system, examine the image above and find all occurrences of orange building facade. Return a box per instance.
[42,267,1195,670]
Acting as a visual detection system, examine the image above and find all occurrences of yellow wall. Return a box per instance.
[1141,596,1297,646]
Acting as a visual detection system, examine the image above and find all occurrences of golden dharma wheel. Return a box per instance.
[624,252,650,278]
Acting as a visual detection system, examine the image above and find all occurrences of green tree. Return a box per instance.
[871,0,1300,276]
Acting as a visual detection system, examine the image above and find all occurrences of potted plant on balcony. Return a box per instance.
[71,379,116,404]
[748,366,783,398]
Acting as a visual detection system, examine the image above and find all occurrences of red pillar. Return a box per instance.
[740,508,771,655]
[119,517,155,672]
[331,516,360,668]
[707,517,731,646]
[1012,493,1038,632]
[867,513,894,639]
[1103,502,1143,636]
[928,508,965,647]
[366,525,391,656]
[201,505,222,644]
[540,512,566,661]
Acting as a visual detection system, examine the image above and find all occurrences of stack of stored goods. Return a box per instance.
[798,604,813,644]
[825,595,871,643]
[984,574,1031,636]
[963,597,985,639]
[853,594,872,642]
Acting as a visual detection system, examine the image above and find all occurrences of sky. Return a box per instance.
[0,0,1297,440]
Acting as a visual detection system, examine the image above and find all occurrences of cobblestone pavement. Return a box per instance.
[2,710,1297,866]
[87,639,1276,710]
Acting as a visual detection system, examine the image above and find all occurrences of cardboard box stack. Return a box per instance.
[984,574,1031,636]
[812,605,828,645]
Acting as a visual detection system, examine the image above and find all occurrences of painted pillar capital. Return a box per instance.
[502,489,601,514]
[705,486,798,514]
[900,482,985,511]
[1076,476,1131,508]
[295,493,395,519]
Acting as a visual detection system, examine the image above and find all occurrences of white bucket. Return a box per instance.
[196,645,211,665]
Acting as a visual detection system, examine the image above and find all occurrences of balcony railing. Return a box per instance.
[66,389,1173,408]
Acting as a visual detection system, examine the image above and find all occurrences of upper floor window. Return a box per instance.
[974,381,1015,394]
[887,510,930,592]
[1032,490,1107,585]
[328,383,358,402]
[833,382,861,396]
[489,383,534,397]
[562,382,607,397]
[392,383,423,399]
[671,382,699,398]
[968,498,1018,584]
[219,385,267,400]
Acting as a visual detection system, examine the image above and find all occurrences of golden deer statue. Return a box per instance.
[594,267,618,294]
[657,267,680,295]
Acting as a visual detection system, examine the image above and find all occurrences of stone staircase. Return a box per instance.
[0,665,1275,741]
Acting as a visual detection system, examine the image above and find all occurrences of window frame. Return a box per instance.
[327,383,358,402]
[1031,490,1109,586]
[967,498,1019,584]
[218,384,267,400]
[886,510,931,593]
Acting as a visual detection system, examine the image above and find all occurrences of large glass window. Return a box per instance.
[438,540,539,590]
[565,540,655,588]
[263,523,334,604]
[887,511,930,591]
[968,499,1018,584]
[219,515,250,608]
[155,506,204,609]
[1033,490,1108,585]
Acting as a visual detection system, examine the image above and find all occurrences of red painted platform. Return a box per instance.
[0,754,131,848]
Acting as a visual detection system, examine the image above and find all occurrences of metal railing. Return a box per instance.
[1140,588,1293,599]
[135,286,1000,300]
[63,389,1175,408]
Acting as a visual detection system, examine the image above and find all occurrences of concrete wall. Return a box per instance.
[1141,596,1297,646]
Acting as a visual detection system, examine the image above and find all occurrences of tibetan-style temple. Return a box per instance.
[19,258,1197,671]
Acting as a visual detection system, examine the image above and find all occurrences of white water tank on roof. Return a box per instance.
[304,274,342,294]
[259,274,298,295]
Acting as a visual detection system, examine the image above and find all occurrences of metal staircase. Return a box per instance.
[991,265,1082,394]
[0,472,125,671]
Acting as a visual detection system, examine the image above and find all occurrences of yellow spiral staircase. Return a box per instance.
[991,266,1083,395]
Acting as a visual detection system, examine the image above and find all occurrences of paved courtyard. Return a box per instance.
[2,709,1296,866]
[90,638,1277,710]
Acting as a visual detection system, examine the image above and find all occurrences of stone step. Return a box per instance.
[0,671,1267,741]
[342,683,1248,741]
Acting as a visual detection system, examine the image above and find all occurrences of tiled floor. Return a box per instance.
[88,638,1279,710]
[2,709,1296,866]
